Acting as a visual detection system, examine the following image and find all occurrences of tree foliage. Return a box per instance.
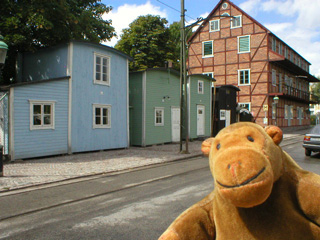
[0,0,116,84]
[115,15,175,71]
[310,77,320,104]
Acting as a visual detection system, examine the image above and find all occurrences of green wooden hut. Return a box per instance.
[129,68,213,146]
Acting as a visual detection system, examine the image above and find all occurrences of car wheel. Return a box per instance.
[305,149,312,156]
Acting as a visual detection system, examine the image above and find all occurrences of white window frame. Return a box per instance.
[155,107,164,126]
[94,52,111,86]
[237,35,250,53]
[209,19,220,32]
[239,102,251,111]
[238,69,251,85]
[202,40,214,58]
[29,100,55,130]
[93,104,111,129]
[272,69,277,86]
[198,80,204,94]
[231,15,242,29]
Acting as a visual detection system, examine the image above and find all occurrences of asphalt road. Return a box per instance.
[0,138,319,240]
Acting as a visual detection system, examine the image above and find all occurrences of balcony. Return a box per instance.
[269,84,318,104]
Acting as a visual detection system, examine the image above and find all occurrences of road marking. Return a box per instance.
[124,175,173,188]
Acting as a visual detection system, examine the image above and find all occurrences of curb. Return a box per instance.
[0,154,203,195]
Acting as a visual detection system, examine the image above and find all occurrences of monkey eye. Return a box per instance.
[216,143,221,150]
[247,136,254,142]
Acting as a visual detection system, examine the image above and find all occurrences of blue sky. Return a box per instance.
[101,0,320,77]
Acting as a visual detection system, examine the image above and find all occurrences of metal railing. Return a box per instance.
[269,84,318,103]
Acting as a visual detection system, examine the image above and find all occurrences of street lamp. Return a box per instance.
[273,96,279,126]
[0,35,8,70]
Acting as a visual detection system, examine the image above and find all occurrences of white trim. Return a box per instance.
[142,71,146,146]
[202,40,214,58]
[9,88,14,161]
[198,80,204,94]
[92,104,111,129]
[238,69,251,85]
[67,42,73,154]
[231,15,242,29]
[93,52,111,86]
[237,35,250,53]
[154,107,164,126]
[29,100,56,130]
[209,19,220,32]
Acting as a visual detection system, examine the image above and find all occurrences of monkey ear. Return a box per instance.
[201,138,215,156]
[265,125,283,145]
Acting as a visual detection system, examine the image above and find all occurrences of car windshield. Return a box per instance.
[310,126,320,134]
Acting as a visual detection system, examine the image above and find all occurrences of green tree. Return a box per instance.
[0,0,115,84]
[115,15,173,71]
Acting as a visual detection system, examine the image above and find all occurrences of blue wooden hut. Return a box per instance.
[1,41,131,160]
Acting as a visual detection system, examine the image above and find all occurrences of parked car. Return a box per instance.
[303,125,320,156]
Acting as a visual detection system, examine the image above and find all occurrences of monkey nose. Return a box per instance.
[228,161,242,178]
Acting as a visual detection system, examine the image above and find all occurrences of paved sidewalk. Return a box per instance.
[0,127,308,193]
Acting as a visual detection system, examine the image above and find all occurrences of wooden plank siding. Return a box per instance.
[70,42,129,152]
[144,69,180,146]
[12,79,69,159]
[188,75,212,139]
[129,72,144,146]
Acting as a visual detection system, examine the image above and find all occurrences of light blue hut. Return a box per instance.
[1,41,131,160]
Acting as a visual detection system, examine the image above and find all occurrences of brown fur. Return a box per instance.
[159,122,320,240]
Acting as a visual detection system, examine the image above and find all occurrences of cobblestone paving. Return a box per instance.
[0,142,203,191]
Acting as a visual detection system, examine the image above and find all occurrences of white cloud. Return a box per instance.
[256,0,320,76]
[102,1,168,47]
[239,0,262,17]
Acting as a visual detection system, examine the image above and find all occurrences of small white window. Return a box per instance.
[238,69,250,85]
[239,102,251,111]
[272,69,277,86]
[198,80,204,94]
[222,2,228,9]
[94,53,110,85]
[202,41,214,57]
[278,42,282,55]
[209,19,220,32]
[30,101,55,130]
[93,104,111,128]
[155,107,164,126]
[272,38,277,52]
[238,35,250,53]
[231,15,242,28]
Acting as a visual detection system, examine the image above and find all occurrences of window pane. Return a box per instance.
[44,115,51,125]
[33,115,41,125]
[96,64,101,73]
[103,108,108,117]
[33,105,41,114]
[103,116,108,125]
[103,58,107,66]
[96,73,101,81]
[44,105,51,114]
[96,56,101,65]
[96,116,101,125]
[95,108,101,116]
[102,74,107,82]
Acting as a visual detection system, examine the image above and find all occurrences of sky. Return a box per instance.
[101,0,320,77]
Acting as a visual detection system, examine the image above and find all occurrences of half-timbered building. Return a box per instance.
[187,0,318,128]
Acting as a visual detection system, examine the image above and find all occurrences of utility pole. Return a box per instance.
[179,0,189,153]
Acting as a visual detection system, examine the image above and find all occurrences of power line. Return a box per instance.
[155,0,196,21]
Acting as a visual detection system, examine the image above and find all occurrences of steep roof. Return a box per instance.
[187,0,311,65]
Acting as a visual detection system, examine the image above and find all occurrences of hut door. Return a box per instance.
[171,107,180,142]
[197,105,205,136]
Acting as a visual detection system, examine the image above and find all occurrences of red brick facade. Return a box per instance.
[187,0,318,128]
